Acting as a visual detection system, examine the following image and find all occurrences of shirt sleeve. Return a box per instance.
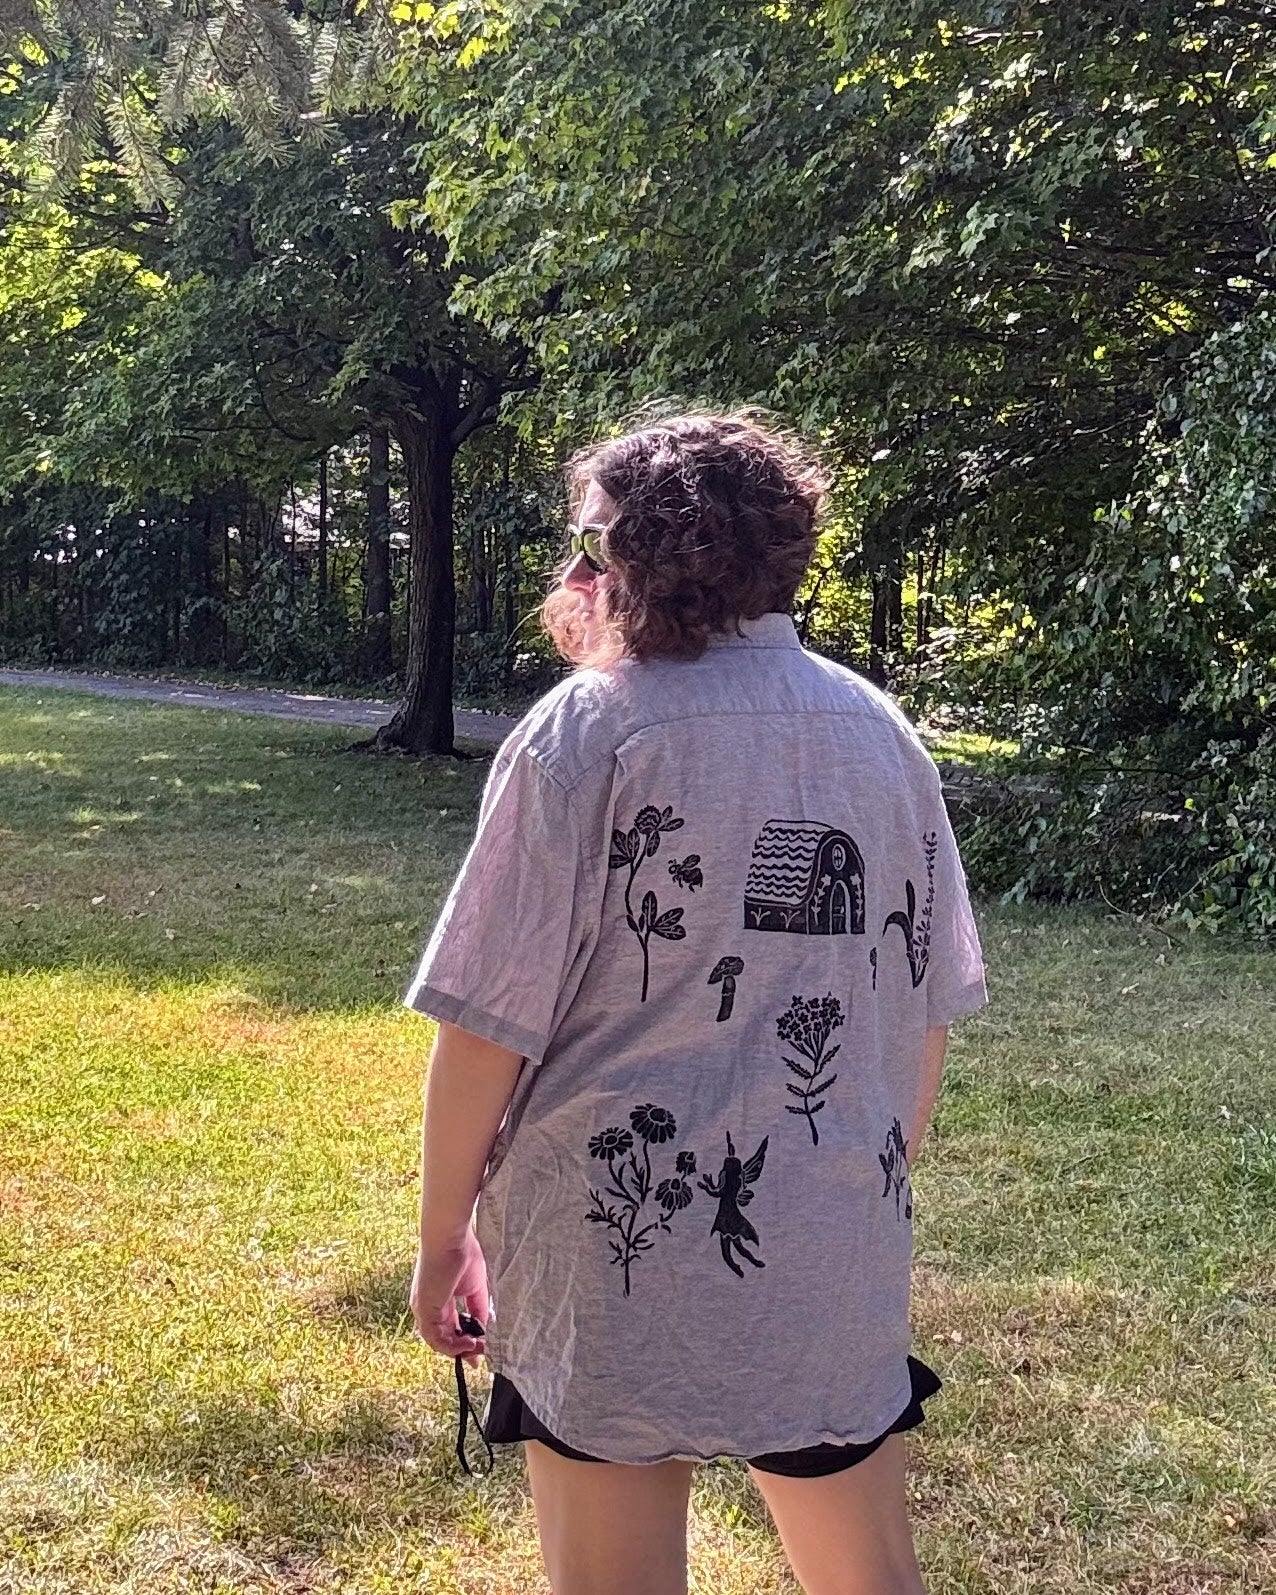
[923,786,988,1028]
[402,743,602,1062]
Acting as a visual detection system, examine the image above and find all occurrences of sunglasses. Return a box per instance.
[567,524,608,573]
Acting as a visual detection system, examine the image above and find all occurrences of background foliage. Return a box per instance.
[1,0,1274,931]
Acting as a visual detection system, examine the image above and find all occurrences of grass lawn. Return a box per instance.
[1,686,1273,1595]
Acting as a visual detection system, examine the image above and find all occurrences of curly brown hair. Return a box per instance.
[541,410,829,666]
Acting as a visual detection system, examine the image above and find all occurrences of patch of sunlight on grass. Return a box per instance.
[0,747,73,771]
[1,685,1274,1594]
[70,807,143,827]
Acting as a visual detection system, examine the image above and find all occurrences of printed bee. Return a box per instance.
[667,854,703,892]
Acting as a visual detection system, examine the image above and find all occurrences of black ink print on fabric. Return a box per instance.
[708,955,744,1021]
[668,855,703,892]
[870,947,878,991]
[882,831,938,989]
[698,1132,768,1277]
[609,805,687,1001]
[777,993,845,1146]
[879,1117,913,1220]
[744,819,865,935]
[585,1104,697,1297]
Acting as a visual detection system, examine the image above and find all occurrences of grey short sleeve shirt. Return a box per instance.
[405,613,987,1463]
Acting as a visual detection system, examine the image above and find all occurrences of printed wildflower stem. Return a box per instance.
[776,993,845,1147]
[585,1105,693,1296]
[883,831,938,989]
[608,805,687,1001]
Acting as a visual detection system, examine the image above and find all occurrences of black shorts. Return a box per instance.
[483,1354,941,1479]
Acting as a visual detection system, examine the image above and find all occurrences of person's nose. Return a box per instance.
[562,552,598,593]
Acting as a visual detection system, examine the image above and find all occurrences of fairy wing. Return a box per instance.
[741,1135,768,1186]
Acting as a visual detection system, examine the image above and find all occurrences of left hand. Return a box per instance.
[410,1227,490,1368]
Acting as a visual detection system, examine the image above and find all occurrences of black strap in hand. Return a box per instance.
[454,1312,494,1477]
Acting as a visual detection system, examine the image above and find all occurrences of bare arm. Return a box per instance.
[909,1024,949,1160]
[418,1020,524,1246]
[411,1020,524,1361]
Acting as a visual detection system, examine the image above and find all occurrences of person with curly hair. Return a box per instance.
[404,411,986,1595]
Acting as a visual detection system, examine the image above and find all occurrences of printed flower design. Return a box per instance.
[585,1102,697,1296]
[631,1103,677,1144]
[776,992,845,1147]
[589,1126,634,1160]
[608,804,688,1001]
[656,1176,694,1213]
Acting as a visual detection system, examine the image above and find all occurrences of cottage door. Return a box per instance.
[827,840,851,933]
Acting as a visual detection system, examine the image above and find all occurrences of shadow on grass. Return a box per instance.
[0,689,492,1012]
[312,1263,415,1337]
[101,1384,503,1551]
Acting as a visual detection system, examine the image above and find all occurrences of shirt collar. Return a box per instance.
[704,612,803,650]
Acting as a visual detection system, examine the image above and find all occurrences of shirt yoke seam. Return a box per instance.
[543,704,928,797]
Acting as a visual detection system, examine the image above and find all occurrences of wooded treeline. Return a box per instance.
[2,0,1275,933]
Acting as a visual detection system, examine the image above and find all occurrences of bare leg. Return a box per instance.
[720,1235,743,1276]
[747,1434,926,1595]
[525,1440,696,1595]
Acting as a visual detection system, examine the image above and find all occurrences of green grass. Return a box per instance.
[1,687,1273,1594]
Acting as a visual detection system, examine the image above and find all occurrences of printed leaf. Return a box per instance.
[654,922,686,941]
[653,906,684,934]
[783,1057,813,1080]
[809,1099,827,1113]
[808,1073,839,1097]
[628,827,641,857]
[645,830,661,858]
[785,1082,808,1098]
[905,879,916,921]
[639,890,657,933]
[785,1104,808,1116]
[822,1044,841,1064]
[661,815,684,832]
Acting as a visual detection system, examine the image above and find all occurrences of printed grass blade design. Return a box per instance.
[878,1117,913,1220]
[882,831,938,988]
[775,993,845,1147]
[584,1104,697,1296]
[608,804,688,1001]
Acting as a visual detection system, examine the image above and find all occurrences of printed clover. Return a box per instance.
[675,1149,697,1176]
[609,803,689,1001]
[708,955,744,1022]
[589,1126,634,1161]
[655,1176,694,1213]
[630,1103,677,1144]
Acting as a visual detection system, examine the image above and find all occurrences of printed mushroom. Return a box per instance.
[708,956,744,1021]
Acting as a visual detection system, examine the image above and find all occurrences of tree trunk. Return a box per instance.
[869,571,889,685]
[472,510,492,633]
[375,398,456,755]
[362,424,393,677]
[317,452,329,602]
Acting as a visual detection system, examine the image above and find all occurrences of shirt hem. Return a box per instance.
[484,1355,918,1466]
[927,979,989,1028]
[402,983,548,1063]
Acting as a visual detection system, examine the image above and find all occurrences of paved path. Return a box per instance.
[0,668,521,746]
